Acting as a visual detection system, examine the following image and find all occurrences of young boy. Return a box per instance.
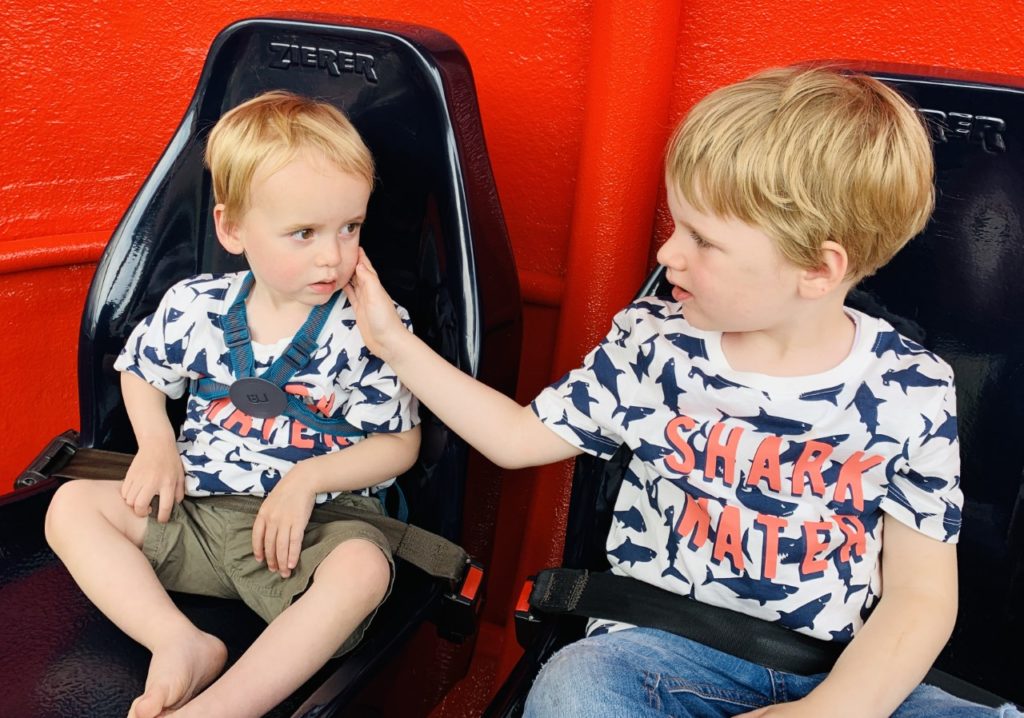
[44,91,421,718]
[345,67,1022,716]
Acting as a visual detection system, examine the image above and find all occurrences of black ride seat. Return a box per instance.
[487,64,1024,715]
[0,15,519,718]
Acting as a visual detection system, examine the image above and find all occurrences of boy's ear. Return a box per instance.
[798,240,849,298]
[213,204,245,255]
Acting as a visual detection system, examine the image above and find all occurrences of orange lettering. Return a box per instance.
[792,441,832,497]
[747,436,783,492]
[800,520,832,578]
[289,420,315,449]
[664,415,697,474]
[222,409,253,435]
[705,422,743,485]
[831,451,883,511]
[754,513,787,580]
[835,515,867,563]
[712,505,744,572]
[675,495,711,550]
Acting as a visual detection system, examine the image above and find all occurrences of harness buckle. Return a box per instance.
[438,560,484,642]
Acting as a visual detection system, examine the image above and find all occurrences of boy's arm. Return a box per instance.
[344,249,583,470]
[739,516,958,718]
[120,372,185,522]
[253,426,422,577]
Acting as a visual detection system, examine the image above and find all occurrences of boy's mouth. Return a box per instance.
[672,285,693,302]
[309,279,337,294]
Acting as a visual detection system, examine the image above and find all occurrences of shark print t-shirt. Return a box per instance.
[114,273,420,503]
[532,297,961,643]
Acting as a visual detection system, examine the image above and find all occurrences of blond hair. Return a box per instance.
[205,90,374,224]
[666,66,934,280]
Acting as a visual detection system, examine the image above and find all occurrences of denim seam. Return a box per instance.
[660,676,765,709]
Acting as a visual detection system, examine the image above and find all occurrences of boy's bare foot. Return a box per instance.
[127,631,227,718]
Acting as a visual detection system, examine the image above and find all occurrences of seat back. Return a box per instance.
[78,15,521,540]
[558,64,1024,704]
[0,16,520,718]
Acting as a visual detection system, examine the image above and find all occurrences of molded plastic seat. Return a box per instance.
[0,15,520,717]
[487,64,1024,716]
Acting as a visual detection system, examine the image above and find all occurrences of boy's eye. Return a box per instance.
[291,228,316,241]
[340,222,362,237]
[690,231,711,248]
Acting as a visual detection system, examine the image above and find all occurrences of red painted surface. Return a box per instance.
[2,0,1024,714]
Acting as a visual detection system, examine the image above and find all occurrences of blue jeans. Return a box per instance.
[524,628,1022,717]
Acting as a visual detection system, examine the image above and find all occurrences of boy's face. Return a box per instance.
[215,151,371,311]
[657,181,805,334]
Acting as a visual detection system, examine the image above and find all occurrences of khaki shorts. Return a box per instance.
[142,492,394,657]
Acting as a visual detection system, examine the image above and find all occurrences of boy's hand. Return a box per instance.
[343,248,406,363]
[253,468,317,578]
[121,439,185,523]
[736,696,838,718]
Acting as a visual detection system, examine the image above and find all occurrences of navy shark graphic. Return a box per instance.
[614,505,647,532]
[777,593,831,631]
[735,478,799,517]
[608,537,658,566]
[705,568,799,605]
[327,348,351,377]
[777,534,808,566]
[612,404,656,430]
[353,383,393,406]
[689,366,745,391]
[592,346,625,404]
[847,382,897,449]
[829,623,855,642]
[798,384,845,406]
[919,410,957,445]
[664,332,708,360]
[726,408,812,436]
[941,497,961,541]
[190,468,243,494]
[565,380,599,415]
[871,330,930,359]
[655,357,686,413]
[660,505,689,584]
[886,481,936,528]
[635,438,673,463]
[357,346,387,382]
[902,467,950,493]
[630,336,657,381]
[632,299,669,319]
[881,364,949,394]
[622,465,643,489]
[554,411,621,455]
[778,434,849,466]
[186,348,212,377]
[645,477,661,516]
[166,307,186,324]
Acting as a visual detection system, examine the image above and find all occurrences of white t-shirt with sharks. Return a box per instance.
[532,297,961,643]
[115,273,420,503]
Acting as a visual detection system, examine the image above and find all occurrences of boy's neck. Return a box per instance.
[720,299,857,378]
[244,287,314,345]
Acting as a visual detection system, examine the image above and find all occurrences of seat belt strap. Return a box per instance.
[53,448,469,582]
[529,568,843,676]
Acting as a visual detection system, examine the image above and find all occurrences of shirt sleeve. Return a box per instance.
[112,280,193,399]
[530,305,642,459]
[341,304,421,433]
[880,378,963,543]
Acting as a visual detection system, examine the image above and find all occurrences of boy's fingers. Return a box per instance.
[252,516,265,561]
[288,529,302,570]
[264,525,279,570]
[156,488,173,523]
[276,528,291,576]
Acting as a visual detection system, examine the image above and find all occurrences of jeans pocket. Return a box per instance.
[659,675,768,712]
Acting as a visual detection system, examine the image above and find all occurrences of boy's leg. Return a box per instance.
[169,536,391,718]
[524,627,777,718]
[44,480,227,718]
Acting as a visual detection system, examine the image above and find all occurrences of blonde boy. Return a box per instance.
[345,68,1021,716]
[45,91,420,718]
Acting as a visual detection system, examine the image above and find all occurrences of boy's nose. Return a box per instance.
[656,232,685,269]
[316,238,342,267]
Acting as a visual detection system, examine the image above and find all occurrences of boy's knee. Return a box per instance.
[45,480,89,547]
[317,538,391,606]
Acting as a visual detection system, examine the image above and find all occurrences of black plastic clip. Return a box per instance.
[438,560,484,642]
[14,429,80,490]
[514,575,545,648]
